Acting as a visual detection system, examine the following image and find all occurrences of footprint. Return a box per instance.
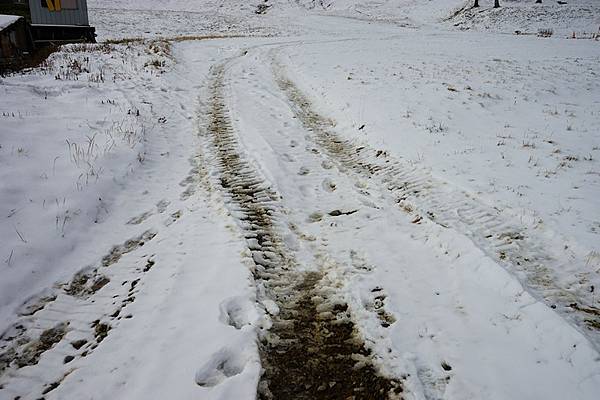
[180,185,196,201]
[298,166,310,176]
[17,289,57,316]
[416,365,450,400]
[308,212,323,223]
[355,180,369,189]
[64,268,110,297]
[219,297,256,329]
[350,250,373,273]
[156,199,170,213]
[195,348,247,387]
[164,210,183,227]
[101,230,157,267]
[14,322,69,368]
[282,153,295,162]
[321,160,333,170]
[368,289,397,328]
[126,211,153,225]
[322,178,336,192]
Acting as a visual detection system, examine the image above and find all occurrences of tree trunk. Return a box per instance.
[473,0,479,7]
[494,0,500,8]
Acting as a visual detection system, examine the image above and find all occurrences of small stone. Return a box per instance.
[441,361,452,371]
[71,339,87,350]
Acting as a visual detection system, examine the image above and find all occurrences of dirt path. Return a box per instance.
[203,62,404,399]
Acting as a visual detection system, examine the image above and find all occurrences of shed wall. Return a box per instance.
[28,0,89,26]
[0,17,32,64]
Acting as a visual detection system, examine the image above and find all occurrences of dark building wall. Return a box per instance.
[0,1,31,22]
[0,17,32,63]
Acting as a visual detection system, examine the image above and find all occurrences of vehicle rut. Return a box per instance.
[271,61,600,349]
[203,63,404,399]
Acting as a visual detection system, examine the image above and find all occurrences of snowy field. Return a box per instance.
[1,1,599,399]
[86,0,600,39]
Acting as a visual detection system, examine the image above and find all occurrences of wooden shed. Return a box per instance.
[28,0,95,43]
[0,14,33,68]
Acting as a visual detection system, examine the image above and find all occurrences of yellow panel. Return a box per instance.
[45,0,55,12]
[55,0,61,11]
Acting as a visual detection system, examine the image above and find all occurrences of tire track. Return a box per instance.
[203,62,404,399]
[271,61,600,350]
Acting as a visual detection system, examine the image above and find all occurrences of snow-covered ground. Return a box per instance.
[85,1,600,40]
[1,1,599,399]
[451,0,600,37]
[278,26,600,294]
[1,38,265,399]
[87,0,293,40]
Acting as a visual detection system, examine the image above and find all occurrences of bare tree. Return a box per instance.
[473,0,479,7]
[494,0,500,8]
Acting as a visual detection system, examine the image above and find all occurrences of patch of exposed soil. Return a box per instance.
[101,230,157,267]
[64,269,110,297]
[0,322,69,375]
[261,272,403,399]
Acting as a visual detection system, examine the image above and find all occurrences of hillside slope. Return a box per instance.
[88,0,600,39]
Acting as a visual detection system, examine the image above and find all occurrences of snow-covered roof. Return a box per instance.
[0,14,22,31]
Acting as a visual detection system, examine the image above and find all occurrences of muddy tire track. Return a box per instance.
[203,63,403,399]
[271,61,600,349]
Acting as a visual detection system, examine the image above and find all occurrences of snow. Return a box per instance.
[289,0,600,35]
[278,26,600,271]
[0,14,20,31]
[83,1,600,41]
[1,38,264,399]
[1,1,600,400]
[451,0,600,37]
[0,43,162,331]
[86,0,291,40]
[219,30,600,398]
